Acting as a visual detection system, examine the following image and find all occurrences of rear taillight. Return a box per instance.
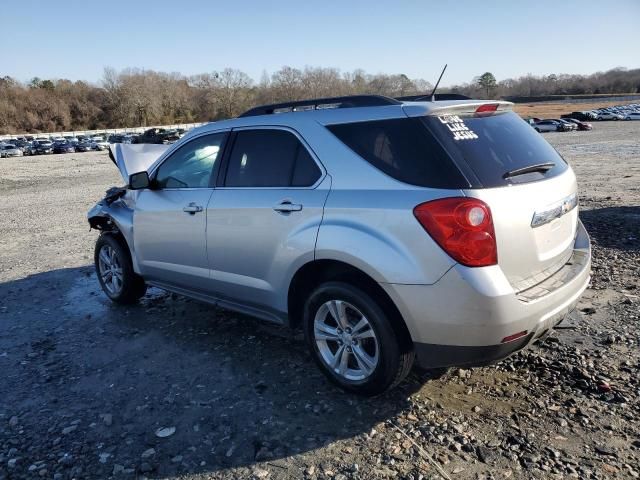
[475,103,499,117]
[413,198,497,267]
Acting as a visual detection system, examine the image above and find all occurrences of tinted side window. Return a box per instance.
[155,133,225,189]
[327,118,467,188]
[292,146,322,187]
[225,129,320,187]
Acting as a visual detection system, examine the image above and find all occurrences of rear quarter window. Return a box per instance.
[326,118,468,189]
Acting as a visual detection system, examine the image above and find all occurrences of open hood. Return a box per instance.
[108,143,170,182]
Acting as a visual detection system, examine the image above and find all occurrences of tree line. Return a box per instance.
[0,66,638,134]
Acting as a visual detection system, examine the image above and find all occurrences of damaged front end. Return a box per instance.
[87,187,137,268]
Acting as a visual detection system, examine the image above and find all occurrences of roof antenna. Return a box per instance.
[429,64,448,102]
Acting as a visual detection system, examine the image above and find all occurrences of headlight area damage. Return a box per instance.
[87,190,136,261]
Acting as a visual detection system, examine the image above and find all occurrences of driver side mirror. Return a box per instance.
[129,171,150,190]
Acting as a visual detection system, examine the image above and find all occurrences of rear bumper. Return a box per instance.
[382,220,591,369]
[414,333,533,369]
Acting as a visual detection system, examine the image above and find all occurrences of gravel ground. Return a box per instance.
[0,122,639,480]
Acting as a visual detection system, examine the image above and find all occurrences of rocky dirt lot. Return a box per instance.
[0,122,639,480]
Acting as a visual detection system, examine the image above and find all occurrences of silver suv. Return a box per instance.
[88,95,591,395]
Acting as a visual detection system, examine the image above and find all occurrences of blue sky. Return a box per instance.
[2,0,638,86]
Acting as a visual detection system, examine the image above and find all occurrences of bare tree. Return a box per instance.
[1,66,639,135]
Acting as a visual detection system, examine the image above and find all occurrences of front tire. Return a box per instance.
[303,282,413,396]
[95,234,146,304]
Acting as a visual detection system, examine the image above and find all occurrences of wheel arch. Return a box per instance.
[88,204,139,272]
[287,259,413,348]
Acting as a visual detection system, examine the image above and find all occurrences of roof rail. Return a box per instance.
[238,95,401,118]
[395,93,472,101]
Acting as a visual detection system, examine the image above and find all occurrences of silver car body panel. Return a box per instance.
[134,188,214,290]
[87,192,140,272]
[382,220,590,347]
[89,99,591,363]
[464,168,579,292]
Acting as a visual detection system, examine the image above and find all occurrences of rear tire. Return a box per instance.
[303,281,413,396]
[95,234,146,304]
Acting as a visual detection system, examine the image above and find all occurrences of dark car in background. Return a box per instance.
[132,128,180,145]
[75,141,94,152]
[10,139,30,152]
[53,142,76,154]
[35,141,54,154]
[561,111,597,122]
[23,142,38,156]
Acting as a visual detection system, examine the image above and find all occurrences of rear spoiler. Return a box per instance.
[403,101,514,118]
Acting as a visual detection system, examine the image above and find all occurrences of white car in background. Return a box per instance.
[624,112,640,121]
[597,112,624,121]
[91,138,110,151]
[0,144,24,158]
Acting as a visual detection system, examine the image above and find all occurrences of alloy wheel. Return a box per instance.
[98,245,123,295]
[313,300,380,381]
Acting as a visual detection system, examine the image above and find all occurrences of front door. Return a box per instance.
[134,132,227,291]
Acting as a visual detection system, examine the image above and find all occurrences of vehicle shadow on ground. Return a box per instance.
[0,266,427,478]
[580,205,640,251]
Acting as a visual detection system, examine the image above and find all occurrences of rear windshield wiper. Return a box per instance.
[502,162,555,179]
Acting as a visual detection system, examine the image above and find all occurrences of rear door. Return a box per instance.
[422,110,578,291]
[134,132,227,291]
[206,127,329,311]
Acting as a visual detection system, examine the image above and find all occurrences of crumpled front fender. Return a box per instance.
[88,196,140,273]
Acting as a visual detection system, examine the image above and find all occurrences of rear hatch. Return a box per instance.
[414,105,578,291]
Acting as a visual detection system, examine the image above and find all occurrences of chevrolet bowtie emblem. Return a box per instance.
[531,193,578,228]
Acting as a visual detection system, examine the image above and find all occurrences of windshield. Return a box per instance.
[422,111,568,187]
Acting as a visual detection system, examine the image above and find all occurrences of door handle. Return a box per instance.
[273,201,303,213]
[183,202,203,214]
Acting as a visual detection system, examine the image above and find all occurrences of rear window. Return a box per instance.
[423,111,568,187]
[327,118,468,188]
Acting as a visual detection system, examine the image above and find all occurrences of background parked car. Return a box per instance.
[1,144,24,158]
[597,112,625,121]
[75,141,94,152]
[53,142,76,154]
[561,111,597,121]
[35,140,54,155]
[534,120,562,132]
[23,142,38,156]
[91,138,110,151]
[132,128,180,144]
[625,112,640,120]
[564,118,593,131]
[10,139,30,152]
[549,119,577,131]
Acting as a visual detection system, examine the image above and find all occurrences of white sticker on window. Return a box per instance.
[437,115,478,141]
